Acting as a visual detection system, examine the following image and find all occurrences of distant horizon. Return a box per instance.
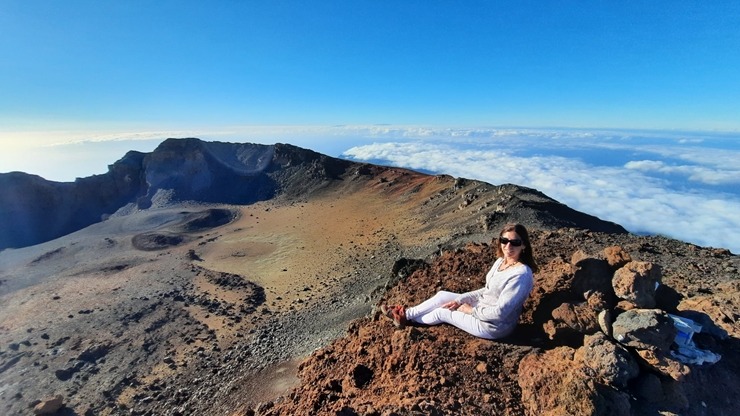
[1,127,738,255]
[3,124,740,181]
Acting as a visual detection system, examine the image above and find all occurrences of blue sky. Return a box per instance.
[1,2,739,252]
[2,1,740,131]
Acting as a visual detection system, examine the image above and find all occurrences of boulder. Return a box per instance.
[612,261,661,308]
[551,302,599,334]
[603,246,631,270]
[518,346,631,416]
[518,347,579,415]
[520,256,576,333]
[678,283,740,338]
[574,333,639,388]
[571,251,614,299]
[531,256,574,294]
[585,290,609,311]
[611,309,676,350]
[33,395,64,415]
[616,299,637,312]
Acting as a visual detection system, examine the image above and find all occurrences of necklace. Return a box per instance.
[499,259,519,271]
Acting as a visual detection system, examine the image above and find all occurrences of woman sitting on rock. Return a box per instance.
[382,223,538,340]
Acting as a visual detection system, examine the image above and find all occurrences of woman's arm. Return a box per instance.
[454,287,485,305]
[471,271,533,323]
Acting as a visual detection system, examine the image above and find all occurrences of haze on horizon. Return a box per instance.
[1,2,739,252]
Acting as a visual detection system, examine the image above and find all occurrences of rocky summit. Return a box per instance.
[0,138,737,416]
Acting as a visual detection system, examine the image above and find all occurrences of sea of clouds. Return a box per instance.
[337,127,740,254]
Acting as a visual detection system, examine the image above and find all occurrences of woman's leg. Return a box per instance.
[405,291,495,339]
[405,291,459,321]
[413,307,495,339]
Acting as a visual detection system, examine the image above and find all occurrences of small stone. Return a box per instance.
[598,309,612,337]
[33,395,64,415]
[475,362,489,374]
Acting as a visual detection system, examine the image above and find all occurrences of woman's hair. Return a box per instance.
[495,223,538,273]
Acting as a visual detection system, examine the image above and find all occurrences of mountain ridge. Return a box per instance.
[0,138,626,251]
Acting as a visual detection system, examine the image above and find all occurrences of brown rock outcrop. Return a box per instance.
[677,280,740,338]
[551,301,600,334]
[604,245,632,270]
[612,261,662,308]
[571,251,614,299]
[518,346,630,416]
[635,348,692,381]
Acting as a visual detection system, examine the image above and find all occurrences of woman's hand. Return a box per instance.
[442,301,473,314]
[442,301,460,310]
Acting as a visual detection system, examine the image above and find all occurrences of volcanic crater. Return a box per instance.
[0,139,737,416]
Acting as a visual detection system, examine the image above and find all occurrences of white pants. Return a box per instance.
[405,290,496,340]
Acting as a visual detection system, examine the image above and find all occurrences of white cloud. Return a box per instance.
[624,160,667,171]
[625,159,740,185]
[679,138,705,144]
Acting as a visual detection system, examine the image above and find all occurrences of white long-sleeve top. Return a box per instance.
[454,258,534,337]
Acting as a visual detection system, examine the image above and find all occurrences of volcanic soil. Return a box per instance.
[0,169,467,415]
[1,167,738,416]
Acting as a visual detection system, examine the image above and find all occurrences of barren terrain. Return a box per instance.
[1,140,737,416]
[0,167,484,415]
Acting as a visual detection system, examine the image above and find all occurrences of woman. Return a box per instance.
[381,223,538,340]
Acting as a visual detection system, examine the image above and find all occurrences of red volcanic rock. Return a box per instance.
[612,261,662,308]
[635,348,692,381]
[678,280,740,339]
[604,245,632,270]
[519,256,576,340]
[585,289,609,310]
[517,346,630,416]
[255,239,736,416]
[551,301,600,334]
